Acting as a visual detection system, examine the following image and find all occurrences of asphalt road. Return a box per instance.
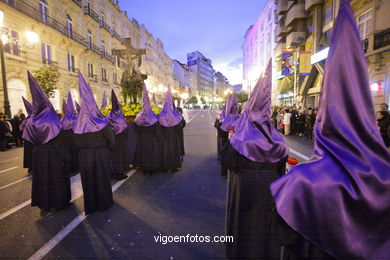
[0,110,313,259]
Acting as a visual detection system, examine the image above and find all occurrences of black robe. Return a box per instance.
[214,119,228,161]
[176,119,186,158]
[31,131,71,211]
[62,129,79,175]
[111,128,129,178]
[127,123,139,167]
[221,141,287,259]
[134,122,163,172]
[23,140,33,170]
[73,126,114,215]
[160,124,182,171]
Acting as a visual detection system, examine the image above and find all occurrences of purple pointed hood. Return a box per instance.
[159,87,182,127]
[101,91,108,109]
[22,72,62,145]
[135,85,158,127]
[22,96,32,116]
[271,2,390,259]
[106,90,128,135]
[220,94,240,131]
[230,60,288,163]
[73,72,107,134]
[219,96,230,122]
[152,93,157,105]
[75,101,81,113]
[61,92,78,131]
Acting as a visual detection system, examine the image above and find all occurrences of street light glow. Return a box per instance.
[1,34,8,45]
[25,31,39,44]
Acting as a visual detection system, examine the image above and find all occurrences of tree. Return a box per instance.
[200,96,206,104]
[236,91,249,103]
[32,66,59,98]
[187,96,198,104]
[120,69,145,103]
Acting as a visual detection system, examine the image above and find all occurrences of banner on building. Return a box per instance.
[299,51,312,76]
[281,51,294,76]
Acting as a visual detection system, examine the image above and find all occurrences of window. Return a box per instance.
[87,30,92,49]
[88,63,94,78]
[41,43,52,64]
[101,68,107,82]
[67,53,75,72]
[66,14,73,38]
[113,73,117,84]
[100,12,105,26]
[357,10,372,40]
[39,0,49,25]
[4,28,20,56]
[101,40,105,56]
[322,0,332,26]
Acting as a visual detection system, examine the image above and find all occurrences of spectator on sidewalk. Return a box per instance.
[296,110,306,137]
[0,115,11,151]
[377,111,390,147]
[283,109,291,135]
[11,114,22,147]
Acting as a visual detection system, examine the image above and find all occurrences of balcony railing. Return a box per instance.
[43,59,59,70]
[285,4,307,27]
[86,42,101,56]
[362,38,369,53]
[1,0,86,47]
[277,0,288,15]
[5,49,27,63]
[68,67,79,74]
[88,74,98,82]
[305,0,322,11]
[83,6,99,23]
[111,29,123,43]
[71,0,83,8]
[101,51,115,63]
[99,20,111,33]
[374,28,390,50]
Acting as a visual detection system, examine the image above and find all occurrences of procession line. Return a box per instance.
[28,169,138,260]
[0,176,31,190]
[0,166,18,174]
[0,174,82,221]
[187,111,201,123]
[289,148,310,161]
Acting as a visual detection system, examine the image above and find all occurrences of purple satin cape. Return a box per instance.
[22,96,32,116]
[101,91,108,109]
[61,92,78,131]
[159,87,182,127]
[220,94,240,131]
[219,96,230,122]
[22,72,62,145]
[230,60,288,163]
[75,101,81,113]
[73,72,107,134]
[271,2,390,259]
[106,90,128,135]
[135,85,158,127]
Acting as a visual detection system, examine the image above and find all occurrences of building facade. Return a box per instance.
[214,71,231,96]
[187,51,215,97]
[274,0,390,109]
[172,59,198,97]
[242,0,277,101]
[0,0,178,116]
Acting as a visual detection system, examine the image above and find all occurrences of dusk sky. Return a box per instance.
[121,0,267,85]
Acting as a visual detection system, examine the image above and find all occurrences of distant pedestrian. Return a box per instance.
[283,109,291,135]
[295,110,305,137]
[11,114,22,147]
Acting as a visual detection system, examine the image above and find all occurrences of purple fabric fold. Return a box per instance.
[75,101,81,113]
[73,72,107,134]
[106,90,128,135]
[159,87,182,127]
[22,72,62,145]
[22,96,32,116]
[135,85,158,127]
[270,2,390,259]
[230,60,288,163]
[220,94,240,131]
[101,91,108,109]
[61,92,78,131]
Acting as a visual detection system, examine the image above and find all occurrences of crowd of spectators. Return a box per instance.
[0,109,26,151]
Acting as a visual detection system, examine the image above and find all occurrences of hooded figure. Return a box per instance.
[24,72,71,215]
[220,94,239,132]
[101,91,108,109]
[73,72,114,215]
[158,87,183,171]
[21,96,33,174]
[214,96,231,161]
[222,60,288,259]
[134,85,163,173]
[61,92,79,175]
[106,90,129,180]
[270,2,390,259]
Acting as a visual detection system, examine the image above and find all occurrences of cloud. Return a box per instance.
[228,57,243,69]
[214,57,243,85]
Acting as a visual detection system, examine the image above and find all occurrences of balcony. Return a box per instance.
[88,74,98,82]
[305,0,322,11]
[286,31,306,48]
[86,43,101,56]
[71,0,83,8]
[274,42,286,57]
[362,38,369,53]
[285,4,307,27]
[99,20,111,33]
[102,51,116,64]
[276,24,289,37]
[276,0,288,15]
[111,29,124,43]
[1,0,86,47]
[83,6,99,23]
[374,28,390,50]
[43,59,59,70]
[5,49,27,63]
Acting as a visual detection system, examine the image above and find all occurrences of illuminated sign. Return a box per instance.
[311,47,329,64]
[370,82,381,91]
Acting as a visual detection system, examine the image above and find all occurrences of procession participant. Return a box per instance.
[158,87,183,171]
[73,72,114,215]
[127,115,138,169]
[23,72,70,215]
[101,91,108,109]
[175,107,186,161]
[220,94,239,133]
[61,92,79,175]
[21,97,33,174]
[134,85,162,174]
[214,98,229,160]
[222,60,288,259]
[106,90,129,180]
[270,2,390,259]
